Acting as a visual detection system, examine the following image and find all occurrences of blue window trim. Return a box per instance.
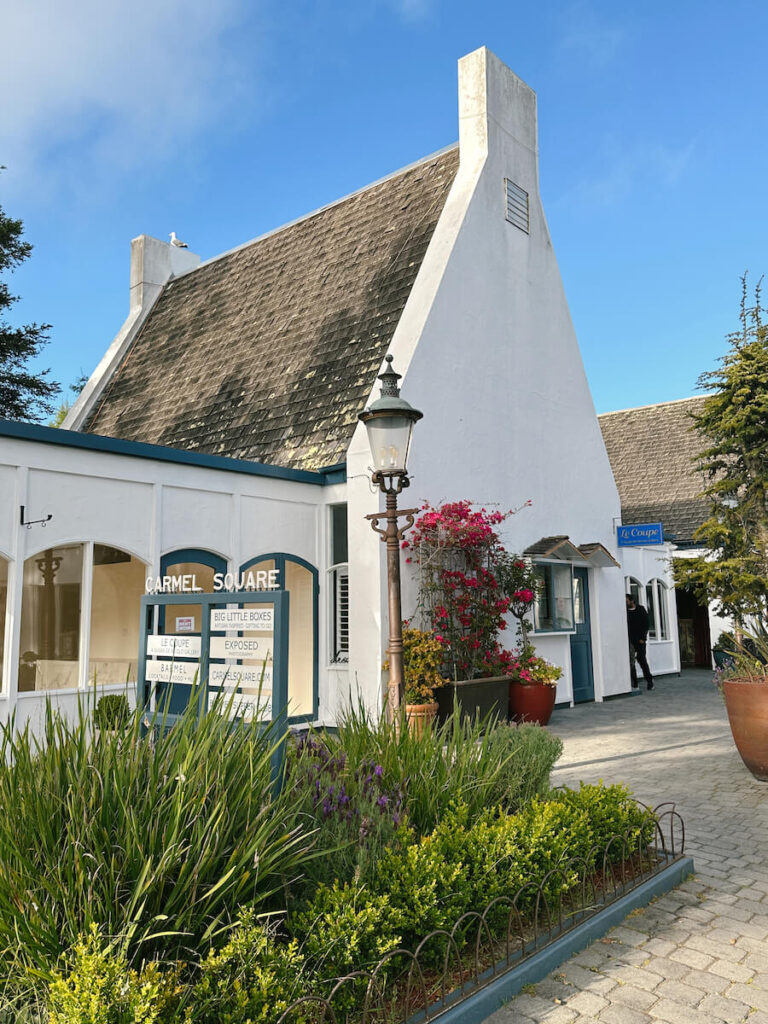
[158,549,229,637]
[240,552,319,724]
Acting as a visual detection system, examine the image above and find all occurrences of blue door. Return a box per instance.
[570,567,595,703]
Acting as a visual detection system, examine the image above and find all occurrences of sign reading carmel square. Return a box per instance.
[144,569,281,594]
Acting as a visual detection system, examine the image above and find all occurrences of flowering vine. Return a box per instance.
[403,500,535,680]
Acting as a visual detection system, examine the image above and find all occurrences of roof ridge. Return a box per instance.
[171,143,460,283]
[598,395,705,418]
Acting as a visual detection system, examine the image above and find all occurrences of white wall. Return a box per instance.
[346,48,628,710]
[0,433,335,733]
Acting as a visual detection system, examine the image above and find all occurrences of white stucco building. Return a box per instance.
[0,48,638,733]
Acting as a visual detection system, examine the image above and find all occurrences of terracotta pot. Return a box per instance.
[508,681,556,726]
[405,701,439,737]
[722,678,768,781]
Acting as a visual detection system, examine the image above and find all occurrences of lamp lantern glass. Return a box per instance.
[359,355,422,480]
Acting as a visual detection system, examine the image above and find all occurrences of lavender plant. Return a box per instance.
[289,733,405,890]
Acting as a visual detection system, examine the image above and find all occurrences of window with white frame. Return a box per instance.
[533,563,575,632]
[627,576,643,607]
[330,504,349,662]
[646,578,669,640]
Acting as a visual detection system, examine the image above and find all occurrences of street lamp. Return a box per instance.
[359,354,423,718]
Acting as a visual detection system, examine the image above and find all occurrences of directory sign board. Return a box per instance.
[137,590,288,731]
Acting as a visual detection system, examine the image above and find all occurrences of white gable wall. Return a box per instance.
[346,49,629,714]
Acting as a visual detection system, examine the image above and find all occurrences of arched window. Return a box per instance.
[20,544,84,692]
[0,554,8,692]
[240,553,318,722]
[89,545,148,685]
[626,577,643,609]
[159,549,228,635]
[646,579,669,641]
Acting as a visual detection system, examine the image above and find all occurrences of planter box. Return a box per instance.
[437,676,510,727]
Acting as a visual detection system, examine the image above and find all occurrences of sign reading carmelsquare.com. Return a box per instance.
[138,592,286,724]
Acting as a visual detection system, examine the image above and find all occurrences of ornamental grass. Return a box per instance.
[0,695,314,988]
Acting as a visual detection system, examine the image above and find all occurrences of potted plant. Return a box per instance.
[717,636,768,781]
[93,694,130,741]
[401,627,446,735]
[403,500,531,723]
[712,630,737,669]
[507,646,563,726]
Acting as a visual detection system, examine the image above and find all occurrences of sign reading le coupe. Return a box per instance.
[616,522,664,547]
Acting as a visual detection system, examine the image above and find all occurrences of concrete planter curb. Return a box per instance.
[419,855,694,1024]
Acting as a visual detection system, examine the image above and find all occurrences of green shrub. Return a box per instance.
[189,910,307,1024]
[291,881,403,981]
[305,704,562,838]
[0,696,314,984]
[93,695,130,731]
[46,925,181,1024]
[292,783,655,976]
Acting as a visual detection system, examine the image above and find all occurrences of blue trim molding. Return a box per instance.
[0,419,339,486]
[241,552,319,724]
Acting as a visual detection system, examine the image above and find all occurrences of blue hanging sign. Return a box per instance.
[617,522,664,547]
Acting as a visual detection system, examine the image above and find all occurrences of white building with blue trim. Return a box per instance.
[0,48,654,733]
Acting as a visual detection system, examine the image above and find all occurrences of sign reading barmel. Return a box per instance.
[617,522,664,547]
[145,661,200,684]
[209,636,274,660]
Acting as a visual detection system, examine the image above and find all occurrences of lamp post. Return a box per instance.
[359,354,423,718]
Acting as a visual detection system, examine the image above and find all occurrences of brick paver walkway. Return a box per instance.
[488,669,768,1024]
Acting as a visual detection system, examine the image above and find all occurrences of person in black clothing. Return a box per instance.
[626,595,654,691]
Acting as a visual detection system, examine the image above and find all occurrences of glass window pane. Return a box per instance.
[163,562,218,635]
[645,582,657,638]
[655,580,669,640]
[0,556,8,690]
[533,566,551,630]
[331,505,348,565]
[90,546,147,686]
[629,578,642,606]
[552,564,574,630]
[285,560,314,717]
[573,574,585,624]
[20,545,83,691]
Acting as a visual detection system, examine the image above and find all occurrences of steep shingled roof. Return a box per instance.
[83,147,460,470]
[598,397,710,545]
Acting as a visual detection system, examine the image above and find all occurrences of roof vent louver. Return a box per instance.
[504,179,529,233]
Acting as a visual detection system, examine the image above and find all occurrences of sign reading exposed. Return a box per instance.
[209,636,274,660]
[617,522,664,547]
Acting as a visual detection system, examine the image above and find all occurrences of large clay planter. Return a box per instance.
[405,701,439,737]
[722,678,768,781]
[508,681,556,726]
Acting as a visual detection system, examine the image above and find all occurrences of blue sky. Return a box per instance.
[2,0,767,416]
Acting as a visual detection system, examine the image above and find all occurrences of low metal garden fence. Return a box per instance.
[275,800,685,1024]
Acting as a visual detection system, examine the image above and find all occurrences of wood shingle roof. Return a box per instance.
[83,147,460,471]
[598,397,710,545]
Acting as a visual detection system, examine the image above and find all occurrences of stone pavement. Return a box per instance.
[488,669,768,1024]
